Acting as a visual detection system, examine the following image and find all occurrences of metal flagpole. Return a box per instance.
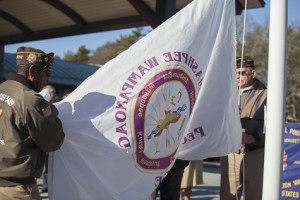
[262,0,287,199]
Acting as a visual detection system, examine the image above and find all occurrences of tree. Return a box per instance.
[63,45,91,64]
[236,15,300,119]
[76,45,90,63]
[286,24,300,119]
[54,55,62,60]
[236,15,269,84]
[63,50,76,62]
[89,28,146,64]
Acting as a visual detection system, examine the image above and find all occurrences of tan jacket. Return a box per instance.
[0,73,65,186]
[239,79,267,151]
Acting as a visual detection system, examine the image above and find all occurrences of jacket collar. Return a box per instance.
[252,79,267,90]
[6,73,35,91]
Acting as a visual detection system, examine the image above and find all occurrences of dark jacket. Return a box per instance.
[170,159,190,172]
[239,79,267,151]
[0,73,65,186]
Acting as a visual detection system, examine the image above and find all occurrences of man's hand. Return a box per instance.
[50,104,59,117]
[242,132,255,144]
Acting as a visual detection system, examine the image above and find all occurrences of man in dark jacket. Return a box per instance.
[0,47,65,200]
[148,159,189,200]
[220,56,267,200]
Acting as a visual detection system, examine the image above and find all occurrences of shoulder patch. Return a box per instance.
[42,105,52,117]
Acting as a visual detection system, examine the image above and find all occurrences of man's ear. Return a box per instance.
[252,70,257,79]
[27,65,35,81]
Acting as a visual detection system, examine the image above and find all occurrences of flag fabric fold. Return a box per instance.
[49,0,242,199]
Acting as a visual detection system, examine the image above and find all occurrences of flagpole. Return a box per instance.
[262,0,287,199]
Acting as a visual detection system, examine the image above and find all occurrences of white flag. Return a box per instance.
[48,0,242,199]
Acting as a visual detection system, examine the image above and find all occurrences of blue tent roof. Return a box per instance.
[3,53,99,86]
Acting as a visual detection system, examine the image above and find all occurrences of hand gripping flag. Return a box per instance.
[48,0,242,199]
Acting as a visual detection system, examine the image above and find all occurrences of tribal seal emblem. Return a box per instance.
[132,67,196,172]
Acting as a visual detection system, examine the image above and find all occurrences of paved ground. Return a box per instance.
[189,162,220,200]
[38,161,221,200]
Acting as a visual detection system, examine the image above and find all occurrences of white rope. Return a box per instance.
[238,0,248,101]
[235,0,248,200]
[241,1,247,199]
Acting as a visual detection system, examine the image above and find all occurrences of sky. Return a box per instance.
[4,0,300,58]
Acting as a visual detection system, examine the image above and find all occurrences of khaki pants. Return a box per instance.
[0,184,41,200]
[220,148,264,200]
[220,153,243,200]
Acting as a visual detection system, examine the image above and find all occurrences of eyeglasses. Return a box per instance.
[236,71,250,76]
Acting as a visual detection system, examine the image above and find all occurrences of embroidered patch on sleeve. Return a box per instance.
[42,106,52,117]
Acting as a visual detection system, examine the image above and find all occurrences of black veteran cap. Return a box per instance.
[236,56,255,68]
[16,47,54,69]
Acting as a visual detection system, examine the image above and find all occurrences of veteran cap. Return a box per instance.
[16,47,54,69]
[236,56,255,68]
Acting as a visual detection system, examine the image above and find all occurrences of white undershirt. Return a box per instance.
[241,84,254,93]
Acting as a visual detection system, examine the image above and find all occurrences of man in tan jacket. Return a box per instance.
[220,56,267,200]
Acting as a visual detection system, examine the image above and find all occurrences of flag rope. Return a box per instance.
[236,0,248,200]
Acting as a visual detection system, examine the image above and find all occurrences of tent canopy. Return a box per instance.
[0,0,265,46]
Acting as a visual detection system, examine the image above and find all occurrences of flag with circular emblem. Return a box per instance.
[48,0,241,199]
